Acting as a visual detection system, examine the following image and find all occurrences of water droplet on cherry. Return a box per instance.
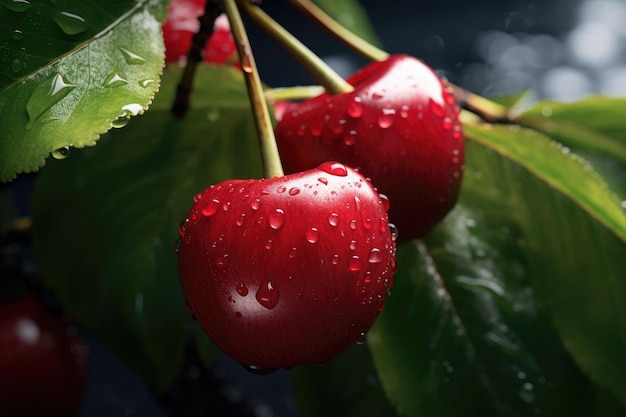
[288,187,300,196]
[256,281,279,309]
[202,198,220,217]
[236,283,248,296]
[319,162,348,177]
[368,248,383,263]
[250,198,261,210]
[268,208,285,230]
[347,96,364,118]
[328,212,339,227]
[306,227,320,244]
[348,256,362,271]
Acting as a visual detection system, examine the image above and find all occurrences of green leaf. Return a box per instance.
[517,97,626,199]
[293,344,398,417]
[369,204,593,416]
[464,124,626,405]
[0,0,168,182]
[31,64,262,390]
[312,0,381,47]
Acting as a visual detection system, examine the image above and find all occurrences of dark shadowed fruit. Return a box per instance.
[0,296,88,417]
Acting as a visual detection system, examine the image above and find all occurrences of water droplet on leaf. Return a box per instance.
[51,146,70,160]
[118,47,146,65]
[6,0,31,12]
[103,72,127,88]
[53,11,88,35]
[11,29,23,40]
[26,73,75,129]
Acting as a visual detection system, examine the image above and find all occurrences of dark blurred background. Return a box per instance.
[6,0,626,416]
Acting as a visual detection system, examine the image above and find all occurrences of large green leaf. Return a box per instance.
[517,97,626,198]
[31,64,262,390]
[464,124,626,404]
[0,0,168,182]
[368,199,593,416]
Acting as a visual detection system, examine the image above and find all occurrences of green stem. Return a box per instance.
[224,0,284,178]
[239,1,353,96]
[289,0,512,123]
[264,85,325,103]
[288,0,388,62]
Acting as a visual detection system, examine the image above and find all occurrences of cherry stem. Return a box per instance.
[290,0,512,123]
[223,0,284,178]
[264,85,325,103]
[171,0,223,118]
[239,1,353,96]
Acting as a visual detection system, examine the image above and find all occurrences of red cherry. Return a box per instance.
[177,162,396,370]
[275,55,465,242]
[0,296,88,417]
[162,0,236,65]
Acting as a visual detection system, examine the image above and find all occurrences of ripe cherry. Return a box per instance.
[0,296,88,417]
[275,54,465,242]
[177,162,396,370]
[162,0,236,65]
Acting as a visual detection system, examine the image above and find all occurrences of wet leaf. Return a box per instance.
[31,64,262,390]
[0,0,168,182]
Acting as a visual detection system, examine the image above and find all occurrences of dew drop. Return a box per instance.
[442,117,453,130]
[139,79,155,88]
[11,29,23,41]
[236,213,246,227]
[288,187,300,196]
[371,91,383,100]
[6,0,31,12]
[111,117,130,129]
[429,98,446,117]
[276,185,286,193]
[26,73,75,129]
[328,212,339,227]
[268,208,285,230]
[347,96,364,118]
[215,254,228,270]
[118,47,146,65]
[121,103,144,117]
[222,201,231,212]
[399,104,410,118]
[343,130,357,146]
[348,256,362,271]
[349,240,357,251]
[11,58,21,73]
[103,72,127,88]
[51,146,70,160]
[368,248,383,263]
[265,240,272,250]
[53,11,88,35]
[378,108,396,129]
[317,177,328,185]
[250,198,261,210]
[331,254,340,265]
[178,218,189,237]
[332,119,346,135]
[289,248,297,258]
[202,198,220,217]
[319,162,348,177]
[389,223,398,241]
[255,281,279,309]
[243,364,278,375]
[349,219,357,230]
[355,332,366,345]
[305,227,320,244]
